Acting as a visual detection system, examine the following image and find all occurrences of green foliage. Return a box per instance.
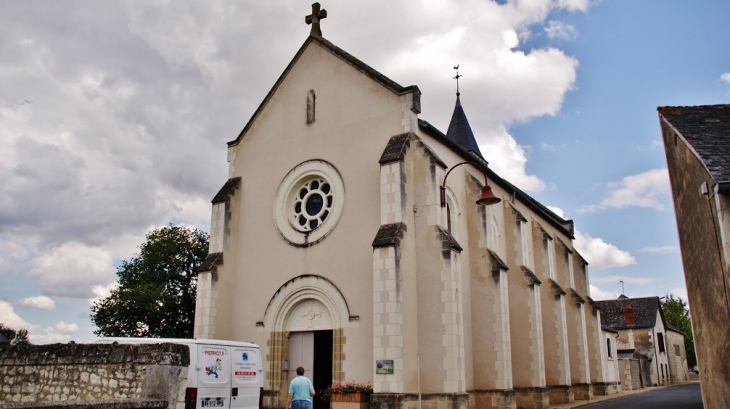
[0,323,31,345]
[91,225,209,338]
[661,294,696,369]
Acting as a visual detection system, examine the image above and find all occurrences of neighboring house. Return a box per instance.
[595,296,671,386]
[194,4,612,409]
[659,104,730,408]
[0,333,9,345]
[601,326,621,393]
[665,324,688,382]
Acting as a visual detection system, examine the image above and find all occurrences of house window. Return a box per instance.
[657,332,665,353]
[607,338,612,358]
[675,344,681,356]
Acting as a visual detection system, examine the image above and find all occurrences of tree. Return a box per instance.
[91,225,209,338]
[661,294,697,369]
[0,324,31,345]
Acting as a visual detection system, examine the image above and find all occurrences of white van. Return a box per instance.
[95,338,262,409]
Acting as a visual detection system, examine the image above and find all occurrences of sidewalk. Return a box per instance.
[548,381,700,408]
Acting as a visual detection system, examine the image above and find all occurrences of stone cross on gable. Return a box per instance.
[306,3,327,37]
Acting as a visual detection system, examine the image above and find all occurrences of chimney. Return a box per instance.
[624,303,635,325]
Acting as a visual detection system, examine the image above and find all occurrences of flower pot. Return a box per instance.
[330,393,370,409]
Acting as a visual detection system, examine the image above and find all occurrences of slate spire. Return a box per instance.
[446,94,484,158]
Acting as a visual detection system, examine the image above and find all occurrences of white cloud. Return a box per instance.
[547,206,565,218]
[16,295,55,310]
[557,0,591,11]
[574,231,636,270]
[88,282,119,307]
[480,128,547,192]
[542,142,557,151]
[579,168,671,212]
[0,238,33,273]
[32,322,80,345]
[51,321,79,334]
[589,284,620,301]
[28,242,116,298]
[669,287,689,303]
[0,300,33,330]
[591,275,653,285]
[545,20,577,40]
[722,72,730,84]
[638,246,678,254]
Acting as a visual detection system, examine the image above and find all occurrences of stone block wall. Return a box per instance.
[0,342,190,408]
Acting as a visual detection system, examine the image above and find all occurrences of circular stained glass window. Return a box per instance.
[292,178,333,232]
[273,160,344,247]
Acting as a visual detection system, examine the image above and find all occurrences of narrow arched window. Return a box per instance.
[446,202,452,233]
[306,90,316,124]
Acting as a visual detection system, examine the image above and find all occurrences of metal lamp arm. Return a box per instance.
[440,161,489,207]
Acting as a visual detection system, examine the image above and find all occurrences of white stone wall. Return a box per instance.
[441,250,466,392]
[194,271,218,339]
[494,270,513,390]
[209,202,227,254]
[530,285,547,387]
[380,162,406,225]
[557,295,571,384]
[372,246,403,393]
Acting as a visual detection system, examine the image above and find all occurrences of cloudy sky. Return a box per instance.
[1,0,729,343]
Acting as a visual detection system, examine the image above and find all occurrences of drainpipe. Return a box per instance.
[652,327,660,385]
[417,353,422,409]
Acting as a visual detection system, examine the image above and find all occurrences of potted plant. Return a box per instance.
[322,381,373,409]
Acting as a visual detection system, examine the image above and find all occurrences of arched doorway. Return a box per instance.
[261,275,353,409]
[286,300,333,409]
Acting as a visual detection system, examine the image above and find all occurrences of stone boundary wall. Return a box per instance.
[0,342,190,409]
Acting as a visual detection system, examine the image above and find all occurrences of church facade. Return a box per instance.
[194,5,615,409]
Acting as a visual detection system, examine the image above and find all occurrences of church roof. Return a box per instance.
[446,95,483,158]
[658,104,730,191]
[595,296,663,330]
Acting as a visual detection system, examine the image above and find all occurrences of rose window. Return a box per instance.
[292,178,333,231]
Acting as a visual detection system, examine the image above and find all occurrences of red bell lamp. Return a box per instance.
[440,161,501,207]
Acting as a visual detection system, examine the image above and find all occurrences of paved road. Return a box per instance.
[582,383,702,409]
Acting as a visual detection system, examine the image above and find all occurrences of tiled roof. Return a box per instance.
[446,95,483,158]
[372,222,407,248]
[595,296,662,329]
[211,177,241,204]
[658,104,730,183]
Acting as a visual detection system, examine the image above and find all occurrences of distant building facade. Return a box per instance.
[595,296,672,387]
[666,325,689,382]
[659,105,730,408]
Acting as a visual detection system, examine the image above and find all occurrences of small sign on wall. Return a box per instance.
[375,359,394,375]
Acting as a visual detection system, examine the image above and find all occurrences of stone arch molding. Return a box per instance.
[262,275,357,332]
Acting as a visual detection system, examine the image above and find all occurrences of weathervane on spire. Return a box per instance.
[306,3,328,37]
[453,64,462,96]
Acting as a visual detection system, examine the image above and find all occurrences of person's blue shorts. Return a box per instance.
[291,400,312,409]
